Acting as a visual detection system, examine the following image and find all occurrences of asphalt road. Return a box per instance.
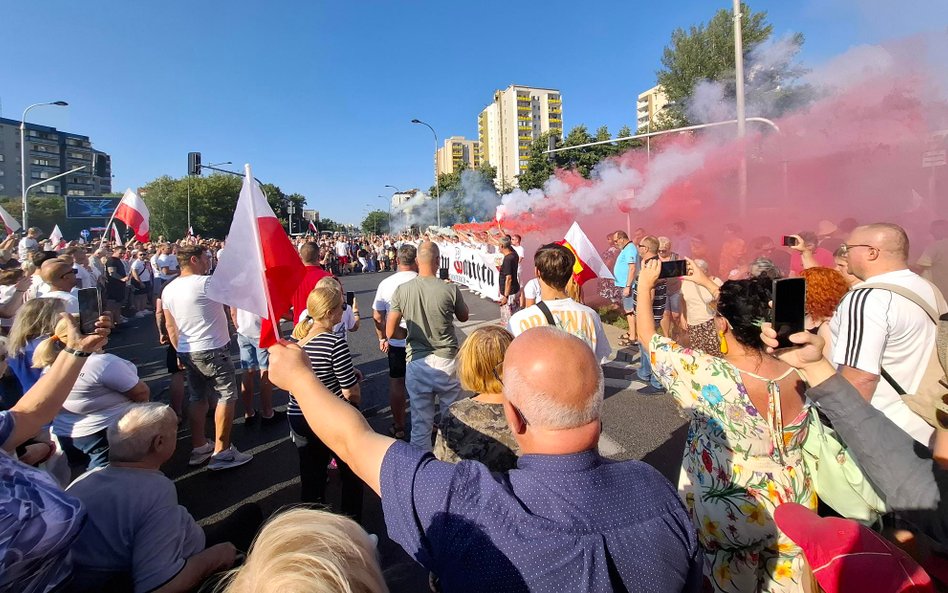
[109,270,688,592]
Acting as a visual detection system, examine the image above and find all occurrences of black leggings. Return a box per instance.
[288,414,364,522]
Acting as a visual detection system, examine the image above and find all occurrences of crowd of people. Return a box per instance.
[0,214,946,593]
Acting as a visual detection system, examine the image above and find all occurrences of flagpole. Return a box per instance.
[244,164,282,341]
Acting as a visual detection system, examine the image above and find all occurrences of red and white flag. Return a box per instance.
[112,224,122,245]
[0,204,21,236]
[49,225,64,247]
[557,222,615,286]
[308,220,317,233]
[114,188,150,242]
[207,164,305,348]
[186,225,194,237]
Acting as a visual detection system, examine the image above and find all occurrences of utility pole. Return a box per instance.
[733,0,748,217]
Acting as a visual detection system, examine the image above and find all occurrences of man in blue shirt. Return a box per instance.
[611,230,640,347]
[268,326,701,593]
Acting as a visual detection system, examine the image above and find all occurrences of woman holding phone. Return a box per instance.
[636,257,814,593]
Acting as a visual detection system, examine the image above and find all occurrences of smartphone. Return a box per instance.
[772,278,806,348]
[782,235,798,247]
[658,260,688,279]
[438,267,450,281]
[345,291,355,306]
[77,287,102,335]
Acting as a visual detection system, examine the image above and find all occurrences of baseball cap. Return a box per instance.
[774,503,933,593]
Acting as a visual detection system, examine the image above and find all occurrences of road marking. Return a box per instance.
[172,436,292,483]
[197,476,301,525]
[598,432,626,456]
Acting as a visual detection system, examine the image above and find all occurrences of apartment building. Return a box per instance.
[0,117,112,197]
[435,136,481,177]
[636,85,668,132]
[391,189,422,209]
[478,85,562,189]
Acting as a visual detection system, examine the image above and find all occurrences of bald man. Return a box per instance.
[266,327,701,593]
[831,222,948,446]
[39,258,79,314]
[386,240,469,451]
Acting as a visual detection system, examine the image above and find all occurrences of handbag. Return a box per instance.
[801,406,887,523]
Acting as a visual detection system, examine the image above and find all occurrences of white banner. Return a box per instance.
[436,242,502,302]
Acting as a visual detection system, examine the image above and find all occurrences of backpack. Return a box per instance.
[860,281,948,428]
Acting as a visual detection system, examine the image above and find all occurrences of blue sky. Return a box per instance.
[4,0,945,224]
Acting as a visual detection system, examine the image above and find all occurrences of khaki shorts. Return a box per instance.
[179,346,238,403]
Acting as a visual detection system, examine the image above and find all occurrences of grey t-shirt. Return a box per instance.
[66,466,206,593]
[390,276,465,362]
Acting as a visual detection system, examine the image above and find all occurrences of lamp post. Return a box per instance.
[21,100,68,230]
[411,119,440,228]
[733,0,748,217]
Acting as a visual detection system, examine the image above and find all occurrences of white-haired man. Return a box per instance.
[67,404,261,593]
[267,326,701,592]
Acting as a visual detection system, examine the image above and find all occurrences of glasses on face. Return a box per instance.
[492,362,530,425]
[840,243,877,256]
[637,244,647,249]
[60,270,76,279]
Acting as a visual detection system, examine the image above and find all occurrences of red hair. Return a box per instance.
[801,267,850,321]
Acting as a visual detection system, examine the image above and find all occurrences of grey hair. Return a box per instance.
[749,257,783,281]
[692,258,710,273]
[108,403,177,462]
[503,331,604,429]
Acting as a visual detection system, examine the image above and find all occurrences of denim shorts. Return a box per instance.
[237,333,269,370]
[178,346,238,403]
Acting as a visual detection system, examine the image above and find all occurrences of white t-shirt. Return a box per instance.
[830,269,940,445]
[74,264,96,290]
[681,278,722,326]
[155,254,179,281]
[522,278,542,304]
[335,241,349,257]
[41,290,80,314]
[161,275,231,353]
[18,237,38,261]
[25,274,48,301]
[373,270,419,348]
[130,259,152,283]
[52,353,139,438]
[508,298,611,362]
[333,307,358,341]
[235,309,262,341]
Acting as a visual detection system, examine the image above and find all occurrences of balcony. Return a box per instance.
[547,97,561,104]
[26,134,58,146]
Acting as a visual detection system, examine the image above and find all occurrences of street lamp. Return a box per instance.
[411,119,441,228]
[733,0,748,217]
[21,100,68,229]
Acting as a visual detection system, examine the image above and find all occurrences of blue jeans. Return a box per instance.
[405,354,461,451]
[59,428,110,469]
[636,341,662,389]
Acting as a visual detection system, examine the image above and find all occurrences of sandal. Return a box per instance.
[388,425,407,440]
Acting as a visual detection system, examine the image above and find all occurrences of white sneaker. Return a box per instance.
[188,442,214,466]
[207,446,253,471]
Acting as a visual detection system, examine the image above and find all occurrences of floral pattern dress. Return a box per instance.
[649,335,816,593]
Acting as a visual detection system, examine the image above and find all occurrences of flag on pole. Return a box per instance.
[207,164,305,348]
[112,223,122,245]
[308,220,317,233]
[556,222,615,286]
[49,225,64,247]
[0,204,21,236]
[114,188,150,242]
[187,226,195,237]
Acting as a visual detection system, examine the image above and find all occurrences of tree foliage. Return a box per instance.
[361,210,389,235]
[518,124,641,191]
[655,3,809,130]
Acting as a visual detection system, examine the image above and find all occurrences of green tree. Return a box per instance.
[655,3,807,129]
[518,132,558,191]
[361,210,389,235]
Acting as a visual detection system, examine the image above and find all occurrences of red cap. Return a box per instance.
[774,503,933,593]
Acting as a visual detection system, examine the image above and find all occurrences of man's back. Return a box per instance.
[391,276,464,361]
[292,265,331,322]
[508,298,611,361]
[161,275,230,353]
[830,269,940,444]
[67,466,205,593]
[373,270,418,348]
[382,442,701,592]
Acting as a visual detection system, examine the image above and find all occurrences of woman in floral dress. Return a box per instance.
[636,258,815,593]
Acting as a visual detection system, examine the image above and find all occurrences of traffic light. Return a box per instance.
[547,135,559,162]
[188,152,202,176]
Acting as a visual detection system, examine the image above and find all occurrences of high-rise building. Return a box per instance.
[0,117,112,198]
[435,136,481,177]
[637,85,668,132]
[478,85,562,189]
[391,189,421,209]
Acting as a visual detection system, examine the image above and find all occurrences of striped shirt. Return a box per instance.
[288,332,358,417]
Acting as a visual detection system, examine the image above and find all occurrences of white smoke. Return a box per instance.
[391,169,501,231]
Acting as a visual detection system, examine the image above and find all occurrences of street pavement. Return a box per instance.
[108,270,688,592]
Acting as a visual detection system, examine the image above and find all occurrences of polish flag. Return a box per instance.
[557,222,615,286]
[112,224,122,245]
[49,225,64,247]
[186,226,194,237]
[114,188,150,242]
[207,164,305,348]
[0,204,21,235]
[308,220,317,233]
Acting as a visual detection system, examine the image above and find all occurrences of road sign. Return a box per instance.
[923,149,946,168]
[302,209,319,221]
[65,196,120,219]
